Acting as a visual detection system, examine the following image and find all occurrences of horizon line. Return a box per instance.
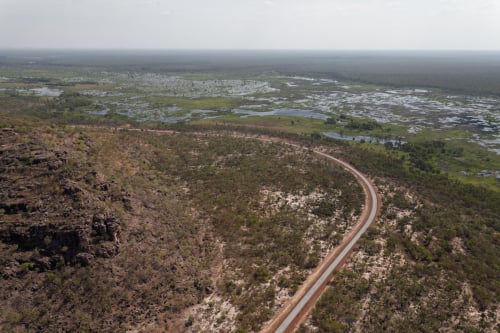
[2,47,500,53]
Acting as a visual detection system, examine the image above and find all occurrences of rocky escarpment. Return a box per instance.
[0,123,217,333]
[0,127,125,276]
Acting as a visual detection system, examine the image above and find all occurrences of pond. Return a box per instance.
[322,131,404,145]
[31,87,63,97]
[232,108,329,120]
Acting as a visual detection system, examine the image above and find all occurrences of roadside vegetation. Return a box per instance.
[303,136,500,333]
[0,51,498,332]
[0,114,363,332]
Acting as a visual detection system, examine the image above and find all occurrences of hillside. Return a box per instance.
[305,137,500,332]
[0,50,499,330]
[0,115,365,332]
[1,114,498,332]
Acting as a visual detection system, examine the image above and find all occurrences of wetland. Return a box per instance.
[0,50,499,333]
[0,51,499,184]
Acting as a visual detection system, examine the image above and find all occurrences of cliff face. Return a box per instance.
[0,127,123,274]
[0,122,216,332]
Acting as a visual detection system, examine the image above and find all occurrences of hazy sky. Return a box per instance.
[1,0,499,50]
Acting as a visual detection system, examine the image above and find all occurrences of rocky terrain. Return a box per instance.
[0,117,362,332]
[0,126,122,273]
[0,120,216,332]
[1,51,498,333]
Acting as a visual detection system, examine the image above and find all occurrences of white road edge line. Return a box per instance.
[274,149,379,333]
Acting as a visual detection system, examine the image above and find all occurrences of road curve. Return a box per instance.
[72,126,380,332]
[261,148,380,333]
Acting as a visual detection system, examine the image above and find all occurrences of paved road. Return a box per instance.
[73,125,380,332]
[262,148,380,333]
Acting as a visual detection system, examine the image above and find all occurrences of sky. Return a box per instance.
[0,0,499,50]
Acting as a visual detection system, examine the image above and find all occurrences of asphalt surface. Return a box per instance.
[263,149,380,333]
[72,126,380,332]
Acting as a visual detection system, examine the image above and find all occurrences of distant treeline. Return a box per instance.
[2,49,500,96]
